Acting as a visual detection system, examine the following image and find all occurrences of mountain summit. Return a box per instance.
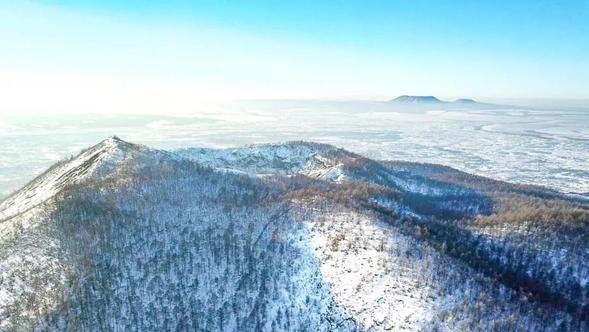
[389,95,483,105]
[390,95,443,103]
[455,98,477,103]
[0,137,135,221]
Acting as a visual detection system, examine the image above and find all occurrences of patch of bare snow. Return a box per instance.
[178,142,350,182]
[307,211,437,331]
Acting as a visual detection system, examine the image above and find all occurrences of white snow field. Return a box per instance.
[1,100,588,200]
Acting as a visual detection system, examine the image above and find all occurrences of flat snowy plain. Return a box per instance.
[1,100,588,199]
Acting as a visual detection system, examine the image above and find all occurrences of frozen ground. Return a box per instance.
[1,100,588,198]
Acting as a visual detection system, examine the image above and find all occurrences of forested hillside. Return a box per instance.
[1,137,587,331]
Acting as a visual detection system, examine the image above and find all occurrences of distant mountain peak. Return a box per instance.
[390,95,443,103]
[455,98,477,103]
[389,95,484,105]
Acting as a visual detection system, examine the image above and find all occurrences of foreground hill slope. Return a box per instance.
[1,137,588,331]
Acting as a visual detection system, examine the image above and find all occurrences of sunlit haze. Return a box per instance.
[1,0,588,114]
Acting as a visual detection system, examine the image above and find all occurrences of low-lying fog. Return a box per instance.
[1,100,588,199]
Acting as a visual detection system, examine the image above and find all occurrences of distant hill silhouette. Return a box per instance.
[390,95,443,103]
[455,98,477,103]
[388,95,490,106]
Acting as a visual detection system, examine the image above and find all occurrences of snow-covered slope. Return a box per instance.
[0,137,142,221]
[1,137,588,331]
[0,137,170,329]
[176,142,354,182]
[177,141,486,216]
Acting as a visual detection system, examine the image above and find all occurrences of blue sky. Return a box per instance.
[1,0,588,113]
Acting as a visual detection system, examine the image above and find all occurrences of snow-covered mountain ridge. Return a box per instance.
[0,137,128,222]
[1,137,588,331]
[176,142,353,181]
[0,137,170,222]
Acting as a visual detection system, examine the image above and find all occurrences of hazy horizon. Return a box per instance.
[1,1,588,115]
[1,99,587,200]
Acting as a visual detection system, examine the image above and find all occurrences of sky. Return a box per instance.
[0,0,588,114]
